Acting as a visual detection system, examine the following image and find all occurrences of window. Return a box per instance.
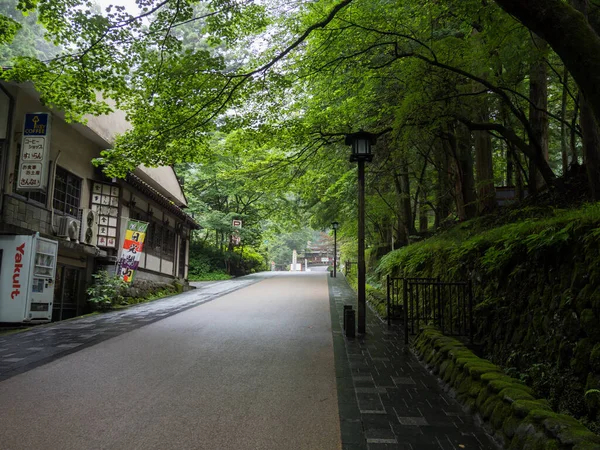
[145,220,160,257]
[53,166,81,217]
[162,228,175,262]
[13,144,47,205]
[144,219,175,261]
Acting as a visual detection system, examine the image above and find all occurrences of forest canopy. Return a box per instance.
[2,0,600,246]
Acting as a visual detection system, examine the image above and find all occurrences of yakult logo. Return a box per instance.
[12,243,25,299]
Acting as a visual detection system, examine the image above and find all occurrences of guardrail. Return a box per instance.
[386,276,473,344]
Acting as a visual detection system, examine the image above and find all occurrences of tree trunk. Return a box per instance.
[474,99,497,213]
[400,157,416,235]
[580,98,600,199]
[528,36,549,195]
[494,0,600,125]
[434,138,452,228]
[515,150,525,200]
[393,171,409,246]
[457,124,478,220]
[419,188,428,232]
[571,0,600,199]
[506,141,514,186]
[561,67,570,173]
[571,93,580,164]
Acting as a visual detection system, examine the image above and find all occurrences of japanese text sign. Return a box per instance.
[18,113,51,191]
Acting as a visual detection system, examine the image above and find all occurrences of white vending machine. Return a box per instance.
[0,233,58,323]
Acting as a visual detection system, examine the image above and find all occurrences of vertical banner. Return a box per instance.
[18,113,51,191]
[117,219,148,283]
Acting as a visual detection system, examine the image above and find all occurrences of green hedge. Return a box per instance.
[415,327,600,449]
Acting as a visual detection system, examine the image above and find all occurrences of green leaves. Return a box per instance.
[0,14,21,45]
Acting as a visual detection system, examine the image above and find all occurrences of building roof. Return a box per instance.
[126,173,200,229]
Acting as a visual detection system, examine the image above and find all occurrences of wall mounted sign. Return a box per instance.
[117,219,148,283]
[91,182,120,248]
[18,113,51,191]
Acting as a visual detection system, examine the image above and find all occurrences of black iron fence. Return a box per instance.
[344,261,358,277]
[386,276,473,344]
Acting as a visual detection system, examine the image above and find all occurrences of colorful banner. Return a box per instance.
[117,219,148,283]
[18,113,51,191]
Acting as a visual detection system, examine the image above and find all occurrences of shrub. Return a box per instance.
[87,270,128,310]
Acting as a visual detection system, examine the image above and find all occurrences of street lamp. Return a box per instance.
[332,221,339,278]
[345,131,378,335]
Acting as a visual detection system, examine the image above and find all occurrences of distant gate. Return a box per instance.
[386,276,473,344]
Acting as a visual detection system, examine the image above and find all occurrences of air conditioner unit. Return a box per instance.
[80,208,99,246]
[57,216,80,242]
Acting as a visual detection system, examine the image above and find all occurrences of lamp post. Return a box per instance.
[332,221,339,277]
[345,131,377,335]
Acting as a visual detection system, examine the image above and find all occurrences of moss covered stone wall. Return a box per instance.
[377,205,600,428]
[415,327,600,449]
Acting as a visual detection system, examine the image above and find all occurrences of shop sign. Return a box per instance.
[18,113,51,191]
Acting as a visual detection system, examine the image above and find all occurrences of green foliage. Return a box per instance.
[188,240,226,277]
[86,270,128,310]
[187,271,231,282]
[377,203,600,279]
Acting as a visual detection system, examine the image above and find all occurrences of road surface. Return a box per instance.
[0,273,341,450]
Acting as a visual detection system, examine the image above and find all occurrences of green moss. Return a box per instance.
[481,395,501,420]
[503,414,521,439]
[580,309,600,340]
[571,338,594,377]
[562,310,581,340]
[490,401,512,431]
[498,387,535,404]
[488,379,516,394]
[558,340,575,369]
[589,344,600,374]
[465,362,501,380]
[511,400,552,418]
[481,372,524,386]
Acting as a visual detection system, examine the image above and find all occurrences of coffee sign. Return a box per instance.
[18,113,51,191]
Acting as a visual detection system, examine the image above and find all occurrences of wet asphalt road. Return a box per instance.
[0,273,341,450]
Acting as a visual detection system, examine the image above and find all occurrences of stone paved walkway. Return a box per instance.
[328,274,499,450]
[0,273,272,381]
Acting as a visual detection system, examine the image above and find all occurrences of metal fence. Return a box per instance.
[386,276,473,344]
[344,261,358,277]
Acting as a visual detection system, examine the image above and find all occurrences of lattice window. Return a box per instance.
[53,166,81,217]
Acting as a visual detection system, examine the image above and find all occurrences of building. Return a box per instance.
[0,82,199,321]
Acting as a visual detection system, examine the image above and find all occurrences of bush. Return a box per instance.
[87,270,128,310]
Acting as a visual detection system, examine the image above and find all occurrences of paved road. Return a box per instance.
[0,273,341,450]
[0,274,272,381]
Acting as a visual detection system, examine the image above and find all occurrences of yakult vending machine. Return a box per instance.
[0,233,58,323]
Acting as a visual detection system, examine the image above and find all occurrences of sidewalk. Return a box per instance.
[328,274,498,450]
[0,273,271,382]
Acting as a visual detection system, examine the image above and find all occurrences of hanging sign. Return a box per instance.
[117,219,148,283]
[18,113,51,191]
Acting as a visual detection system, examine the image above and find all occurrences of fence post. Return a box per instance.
[469,280,474,344]
[386,275,391,327]
[403,278,409,344]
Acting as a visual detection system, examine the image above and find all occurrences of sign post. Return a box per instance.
[231,219,242,246]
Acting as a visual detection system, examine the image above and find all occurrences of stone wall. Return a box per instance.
[380,210,600,428]
[415,327,600,449]
[2,194,52,235]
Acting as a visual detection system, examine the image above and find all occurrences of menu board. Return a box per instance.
[91,183,120,248]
